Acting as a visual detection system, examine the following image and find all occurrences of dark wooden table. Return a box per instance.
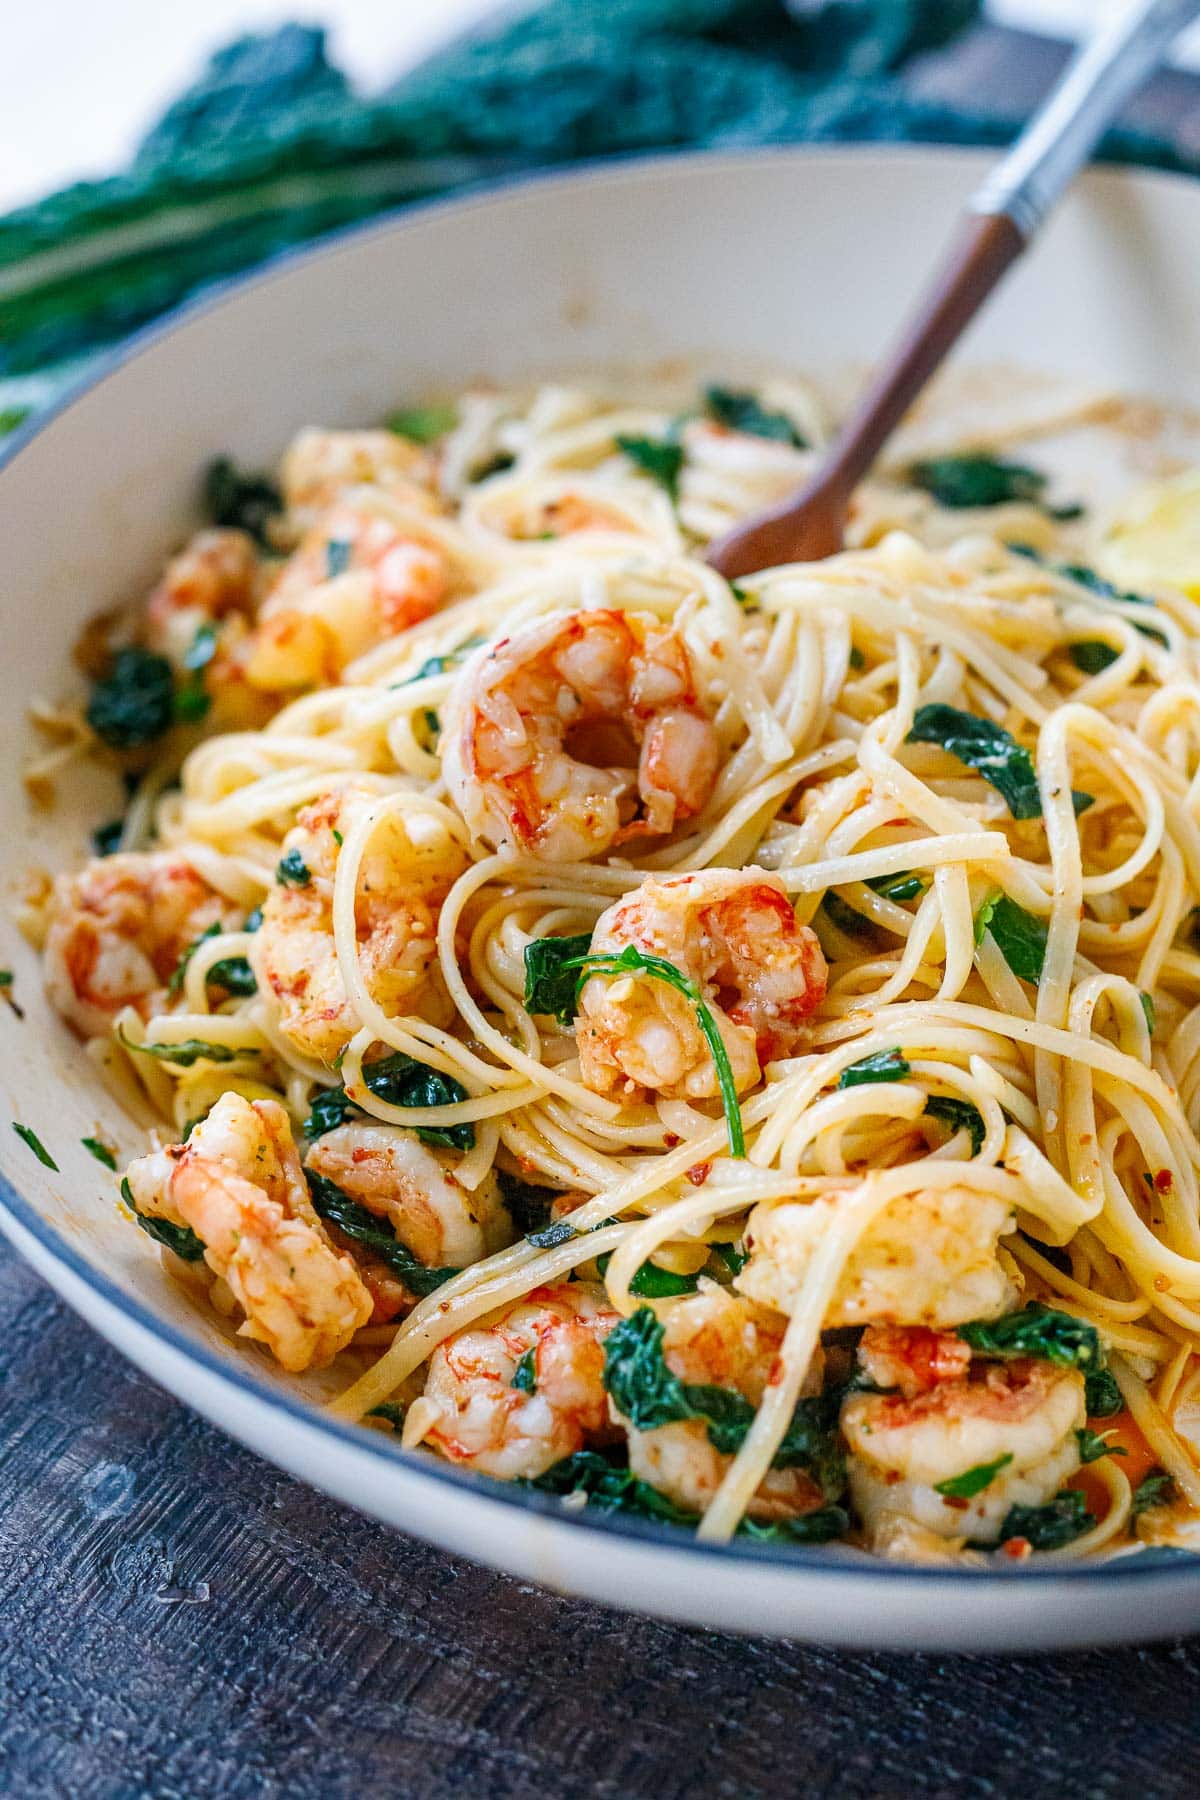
[8,24,1200,1797]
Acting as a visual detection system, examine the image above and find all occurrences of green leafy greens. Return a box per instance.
[998,1489,1094,1550]
[1131,1470,1175,1516]
[523,936,745,1158]
[304,1052,474,1150]
[615,433,684,499]
[388,404,457,444]
[275,848,312,887]
[1075,1428,1124,1466]
[121,1176,204,1261]
[934,1453,1013,1499]
[13,1122,58,1171]
[958,1303,1104,1373]
[909,454,1074,514]
[837,1049,910,1089]
[304,1168,459,1296]
[81,1137,117,1170]
[204,456,282,546]
[703,386,806,447]
[1084,1368,1124,1418]
[87,647,175,750]
[511,1347,538,1394]
[973,892,1048,985]
[923,1096,986,1155]
[117,1030,251,1067]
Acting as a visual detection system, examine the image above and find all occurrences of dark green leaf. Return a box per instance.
[738,1506,849,1545]
[907,703,1041,819]
[1075,1427,1124,1465]
[0,405,31,435]
[527,1220,578,1249]
[848,646,865,671]
[1084,1367,1124,1418]
[910,455,1047,510]
[524,1450,698,1526]
[1131,1469,1176,1516]
[495,1169,555,1237]
[595,1250,699,1298]
[119,1032,249,1067]
[304,1053,474,1150]
[207,955,256,996]
[183,622,218,673]
[172,679,211,725]
[703,386,806,447]
[204,456,281,546]
[325,538,352,579]
[998,1488,1093,1550]
[409,636,484,682]
[1070,640,1120,675]
[934,1453,1013,1499]
[91,818,124,856]
[122,1176,204,1261]
[387,404,457,444]
[0,972,12,987]
[244,907,263,934]
[837,1049,910,1089]
[615,433,684,499]
[1141,992,1156,1034]
[87,647,175,750]
[13,1122,58,1171]
[708,1241,749,1279]
[975,892,1047,984]
[275,848,312,887]
[366,1401,406,1428]
[81,1136,117,1170]
[923,1096,985,1155]
[304,1085,356,1139]
[959,1303,1104,1372]
[470,451,515,482]
[511,1347,538,1393]
[868,871,924,903]
[304,1168,458,1296]
[820,890,877,940]
[168,920,221,996]
[523,933,594,1024]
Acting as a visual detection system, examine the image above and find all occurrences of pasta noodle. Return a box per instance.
[34,372,1200,1564]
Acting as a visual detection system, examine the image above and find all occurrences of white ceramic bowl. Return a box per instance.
[5,146,1200,1651]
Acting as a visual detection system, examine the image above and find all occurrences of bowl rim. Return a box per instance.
[5,138,1200,1591]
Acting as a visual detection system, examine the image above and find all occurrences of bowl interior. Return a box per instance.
[4,146,1200,1634]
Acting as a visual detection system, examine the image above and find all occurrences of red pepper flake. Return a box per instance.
[663,1133,681,1149]
[1155,1168,1174,1193]
[1000,1536,1032,1561]
[941,1495,969,1512]
[686,1162,711,1186]
[766,1356,785,1387]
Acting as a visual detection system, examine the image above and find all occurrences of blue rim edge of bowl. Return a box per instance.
[3,141,1200,1588]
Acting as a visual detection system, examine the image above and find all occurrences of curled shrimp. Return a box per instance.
[280,428,435,523]
[842,1337,1086,1547]
[416,1282,620,1480]
[254,780,467,1065]
[305,1122,512,1319]
[737,1185,1017,1330]
[576,868,827,1101]
[244,502,447,691]
[44,851,237,1037]
[619,1287,828,1522]
[144,528,260,668]
[124,1093,371,1371]
[442,609,720,860]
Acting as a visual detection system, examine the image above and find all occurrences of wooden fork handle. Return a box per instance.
[811,210,1027,518]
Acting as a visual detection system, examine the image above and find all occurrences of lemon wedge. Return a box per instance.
[1102,469,1200,598]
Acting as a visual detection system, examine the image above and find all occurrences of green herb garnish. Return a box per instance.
[837,1049,910,1089]
[387,404,457,444]
[13,1122,58,1170]
[615,433,684,500]
[204,456,282,546]
[910,454,1048,511]
[81,1137,117,1170]
[934,1453,1013,1499]
[595,1249,699,1299]
[121,1176,205,1260]
[1141,992,1156,1034]
[973,892,1048,984]
[511,1347,538,1394]
[1131,1469,1175,1516]
[118,1031,249,1067]
[1075,1428,1124,1466]
[275,848,312,887]
[868,871,924,903]
[1084,1368,1123,1418]
[923,1095,986,1155]
[523,937,745,1158]
[703,386,806,447]
[1070,640,1120,675]
[304,1168,458,1296]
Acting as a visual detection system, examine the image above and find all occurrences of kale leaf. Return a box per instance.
[121,1176,205,1261]
[973,891,1048,984]
[87,647,175,750]
[837,1049,910,1089]
[303,1052,474,1150]
[703,386,806,447]
[616,433,684,499]
[999,1488,1094,1550]
[958,1303,1104,1372]
[923,1096,985,1155]
[304,1168,458,1295]
[204,456,282,546]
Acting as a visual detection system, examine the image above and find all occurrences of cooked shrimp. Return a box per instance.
[253,780,466,1064]
[417,1282,619,1480]
[855,1322,973,1398]
[736,1185,1017,1329]
[306,1122,512,1271]
[442,609,720,860]
[842,1354,1086,1545]
[619,1287,828,1521]
[244,503,447,690]
[577,868,827,1101]
[144,529,259,667]
[124,1093,371,1371]
[280,428,434,522]
[44,851,237,1037]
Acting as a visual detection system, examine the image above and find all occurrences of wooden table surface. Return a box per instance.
[8,24,1200,1798]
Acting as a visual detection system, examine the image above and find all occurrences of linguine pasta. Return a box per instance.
[31,371,1200,1563]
